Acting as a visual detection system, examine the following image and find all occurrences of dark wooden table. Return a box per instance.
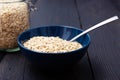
[0,0,120,80]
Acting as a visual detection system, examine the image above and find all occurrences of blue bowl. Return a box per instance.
[17,25,90,70]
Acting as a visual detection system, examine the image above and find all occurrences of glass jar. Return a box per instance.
[0,0,30,52]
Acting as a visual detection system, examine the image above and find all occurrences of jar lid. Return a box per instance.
[0,0,37,11]
[0,0,22,2]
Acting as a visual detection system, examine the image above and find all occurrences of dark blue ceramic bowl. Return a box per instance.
[17,25,90,70]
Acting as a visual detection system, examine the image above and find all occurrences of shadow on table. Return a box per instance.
[28,63,78,80]
[0,50,20,62]
[24,56,93,80]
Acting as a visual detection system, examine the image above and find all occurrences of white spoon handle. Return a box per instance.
[70,16,119,41]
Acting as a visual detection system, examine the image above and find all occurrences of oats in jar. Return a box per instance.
[0,0,29,49]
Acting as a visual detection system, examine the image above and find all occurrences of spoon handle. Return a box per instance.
[70,16,119,41]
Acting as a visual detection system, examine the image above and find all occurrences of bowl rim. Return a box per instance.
[17,25,91,55]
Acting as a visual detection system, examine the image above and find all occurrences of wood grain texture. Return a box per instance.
[0,52,6,62]
[76,0,120,80]
[30,0,81,27]
[111,0,120,11]
[0,53,25,80]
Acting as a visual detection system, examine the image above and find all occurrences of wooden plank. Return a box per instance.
[0,53,25,80]
[111,0,120,11]
[0,52,6,62]
[76,0,120,80]
[30,0,81,27]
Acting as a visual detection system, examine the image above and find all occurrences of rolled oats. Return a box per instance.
[23,36,82,53]
[0,0,29,49]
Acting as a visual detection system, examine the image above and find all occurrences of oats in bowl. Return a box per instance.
[23,36,82,53]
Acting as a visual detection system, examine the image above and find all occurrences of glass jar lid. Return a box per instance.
[0,0,23,2]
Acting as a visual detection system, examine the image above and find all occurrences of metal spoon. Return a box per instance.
[70,16,119,41]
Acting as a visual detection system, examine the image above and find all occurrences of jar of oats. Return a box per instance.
[0,0,30,52]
